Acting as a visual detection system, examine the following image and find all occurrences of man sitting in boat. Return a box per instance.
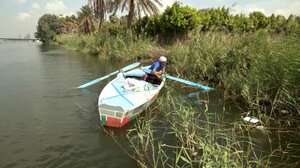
[146,56,167,84]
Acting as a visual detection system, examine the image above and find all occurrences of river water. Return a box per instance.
[0,42,137,168]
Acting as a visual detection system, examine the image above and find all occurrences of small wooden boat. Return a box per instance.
[98,66,165,127]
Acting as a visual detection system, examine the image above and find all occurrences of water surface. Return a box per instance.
[0,42,136,168]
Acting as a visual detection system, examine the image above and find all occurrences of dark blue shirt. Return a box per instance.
[149,61,165,72]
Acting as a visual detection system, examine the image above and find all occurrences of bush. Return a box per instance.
[134,15,161,37]
[35,14,61,44]
[133,2,300,37]
[159,1,201,37]
[249,11,269,30]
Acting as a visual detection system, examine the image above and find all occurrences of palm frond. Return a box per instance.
[153,0,163,7]
[142,1,153,15]
[121,0,129,13]
[104,0,162,29]
[147,0,159,15]
[139,0,148,16]
[137,1,141,19]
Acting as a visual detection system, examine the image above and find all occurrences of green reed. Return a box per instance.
[167,31,299,117]
[125,85,300,168]
[57,33,165,61]
[58,30,299,117]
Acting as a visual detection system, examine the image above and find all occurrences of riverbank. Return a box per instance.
[56,29,300,167]
[57,30,299,118]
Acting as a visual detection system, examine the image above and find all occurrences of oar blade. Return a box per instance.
[122,62,141,72]
[77,62,140,89]
[142,68,152,74]
[166,75,213,90]
[77,74,111,89]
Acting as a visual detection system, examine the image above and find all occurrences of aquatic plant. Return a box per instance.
[125,86,300,168]
[58,30,299,118]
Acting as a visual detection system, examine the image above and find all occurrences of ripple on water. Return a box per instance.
[58,134,70,140]
[35,144,90,168]
[2,162,18,168]
[13,148,25,154]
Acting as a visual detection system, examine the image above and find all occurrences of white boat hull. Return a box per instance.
[98,66,164,127]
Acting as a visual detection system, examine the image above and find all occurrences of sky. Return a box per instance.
[0,0,299,38]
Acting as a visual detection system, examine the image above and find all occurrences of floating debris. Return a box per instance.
[186,91,202,99]
[191,100,209,106]
[280,110,289,114]
[256,126,265,130]
[243,116,259,124]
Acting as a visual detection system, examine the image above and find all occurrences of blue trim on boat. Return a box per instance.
[111,83,135,106]
[102,92,134,102]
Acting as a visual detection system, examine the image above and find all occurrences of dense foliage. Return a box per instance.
[160,2,201,36]
[36,2,300,43]
[133,2,300,38]
[134,2,202,38]
[35,14,61,43]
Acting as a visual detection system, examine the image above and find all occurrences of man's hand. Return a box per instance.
[156,75,161,79]
[158,71,162,75]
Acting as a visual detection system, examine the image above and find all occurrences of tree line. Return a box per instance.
[35,1,300,43]
[135,2,300,38]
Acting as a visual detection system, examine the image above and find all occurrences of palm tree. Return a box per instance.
[77,5,93,20]
[88,0,93,9]
[90,0,107,30]
[77,5,95,34]
[107,0,163,29]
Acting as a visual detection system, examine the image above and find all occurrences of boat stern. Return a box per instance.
[99,103,132,127]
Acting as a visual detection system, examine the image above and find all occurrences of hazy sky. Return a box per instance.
[0,0,299,38]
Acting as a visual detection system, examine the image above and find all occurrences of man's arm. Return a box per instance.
[152,69,161,79]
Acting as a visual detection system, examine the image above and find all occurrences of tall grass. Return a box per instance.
[57,33,166,61]
[57,30,299,117]
[166,30,299,118]
[125,85,300,168]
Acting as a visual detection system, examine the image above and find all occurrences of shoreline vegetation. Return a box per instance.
[56,27,299,117]
[36,1,299,167]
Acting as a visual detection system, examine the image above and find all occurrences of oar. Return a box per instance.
[143,68,213,90]
[164,74,213,90]
[77,62,140,89]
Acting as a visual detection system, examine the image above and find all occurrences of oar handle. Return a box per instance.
[77,62,140,88]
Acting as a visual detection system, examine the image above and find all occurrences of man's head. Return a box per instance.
[159,56,167,66]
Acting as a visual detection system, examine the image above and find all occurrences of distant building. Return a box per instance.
[59,14,64,18]
[24,34,30,39]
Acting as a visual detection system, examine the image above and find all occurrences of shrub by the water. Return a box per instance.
[35,14,61,44]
